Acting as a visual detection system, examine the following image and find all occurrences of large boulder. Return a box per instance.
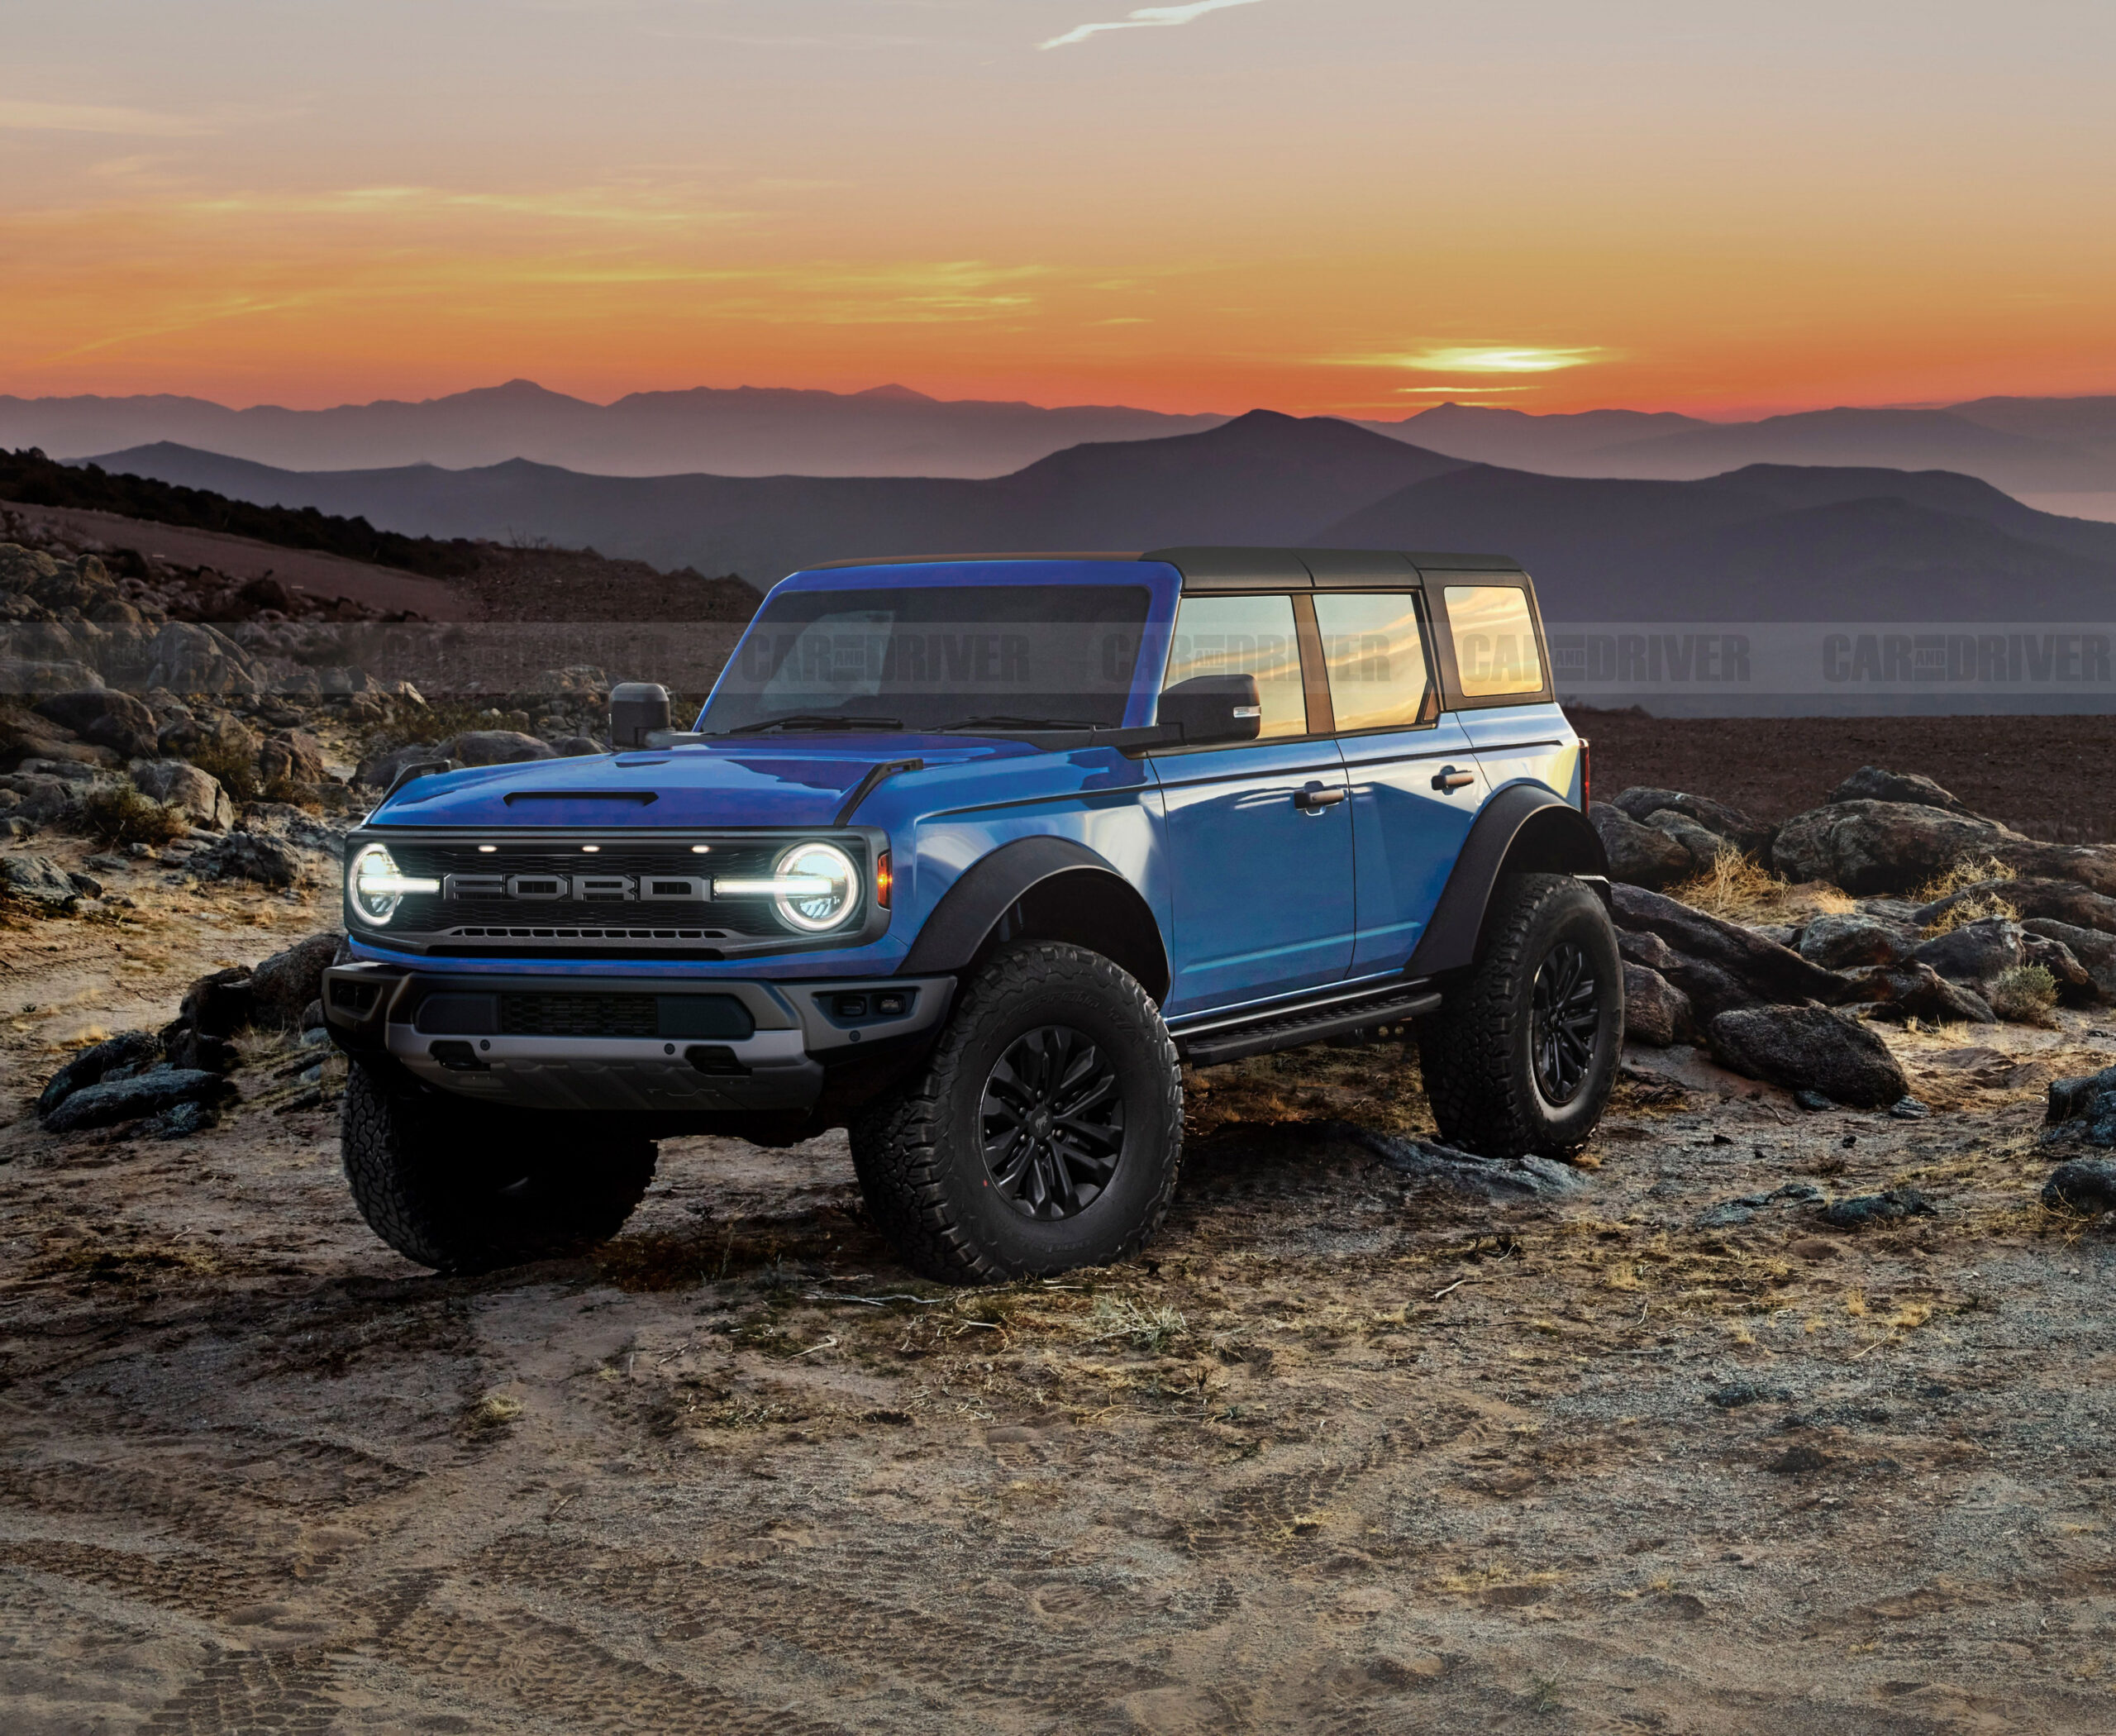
[1612,787,1775,856]
[1839,962,1996,1025]
[32,689,157,760]
[1909,918,2024,985]
[36,1029,161,1119]
[1623,962,1695,1048]
[1771,800,2023,896]
[1919,877,2116,936]
[41,1065,236,1135]
[257,730,326,786]
[193,829,308,888]
[2043,1160,2116,1214]
[448,730,555,768]
[2045,1066,2116,1148]
[2022,932,2096,1002]
[1828,765,1978,816]
[2023,919,2116,1001]
[129,759,232,830]
[0,851,79,908]
[0,771,87,823]
[1797,912,1919,971]
[1589,803,1690,889]
[247,932,345,1028]
[1611,883,1848,1005]
[1640,808,1733,875]
[1706,1005,1909,1109]
[355,741,455,789]
[0,658,105,700]
[1618,928,1756,1023]
[143,621,261,695]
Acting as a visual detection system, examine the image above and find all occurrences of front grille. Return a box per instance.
[357,832,872,954]
[496,993,755,1040]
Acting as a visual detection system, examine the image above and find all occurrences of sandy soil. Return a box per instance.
[3,847,2116,1733]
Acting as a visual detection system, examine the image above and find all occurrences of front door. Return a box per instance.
[1151,592,1356,1015]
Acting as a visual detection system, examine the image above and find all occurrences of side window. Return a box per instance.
[1161,594,1306,739]
[1313,592,1435,732]
[1442,585,1544,697]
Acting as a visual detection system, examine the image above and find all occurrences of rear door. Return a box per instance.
[1313,589,1488,974]
[1151,591,1356,1014]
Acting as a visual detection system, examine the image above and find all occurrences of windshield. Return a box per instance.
[699,583,1153,735]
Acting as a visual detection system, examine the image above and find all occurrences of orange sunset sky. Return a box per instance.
[6,0,2114,417]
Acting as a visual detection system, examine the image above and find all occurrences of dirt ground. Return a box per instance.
[1578,709,2116,845]
[5,844,2116,1733]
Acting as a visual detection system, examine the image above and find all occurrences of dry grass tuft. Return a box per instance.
[1989,963,2059,1027]
[461,1393,524,1433]
[1087,1295,1189,1354]
[1923,889,2023,937]
[1916,855,2019,906]
[1666,851,1793,923]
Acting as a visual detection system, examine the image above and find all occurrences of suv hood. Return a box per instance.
[365,736,1032,829]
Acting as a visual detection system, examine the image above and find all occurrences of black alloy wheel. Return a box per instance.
[1531,940,1600,1105]
[979,1023,1126,1219]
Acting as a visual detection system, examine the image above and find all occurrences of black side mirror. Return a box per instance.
[1157,674,1262,746]
[609,682,671,748]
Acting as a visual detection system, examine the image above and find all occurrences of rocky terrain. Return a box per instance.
[5,613,2116,1729]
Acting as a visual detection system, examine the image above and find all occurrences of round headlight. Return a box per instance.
[774,842,860,932]
[348,843,439,925]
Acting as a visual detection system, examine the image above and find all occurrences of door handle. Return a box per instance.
[1294,785,1346,811]
[1432,765,1477,792]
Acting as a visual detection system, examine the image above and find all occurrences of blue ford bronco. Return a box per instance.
[324,547,1618,1281]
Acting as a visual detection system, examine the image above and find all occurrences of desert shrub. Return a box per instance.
[74,780,186,849]
[1989,963,2059,1026]
[260,775,324,812]
[1087,1295,1189,1354]
[185,737,259,804]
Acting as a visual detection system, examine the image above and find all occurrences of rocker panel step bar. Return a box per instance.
[1175,985,1442,1068]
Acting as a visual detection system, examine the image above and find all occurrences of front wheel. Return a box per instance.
[1417,872,1623,1159]
[341,1061,657,1272]
[850,942,1183,1284]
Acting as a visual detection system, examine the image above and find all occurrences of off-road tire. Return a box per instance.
[850,942,1183,1285]
[341,1060,656,1272]
[1416,872,1623,1159]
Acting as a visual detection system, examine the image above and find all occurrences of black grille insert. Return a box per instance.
[496,993,755,1041]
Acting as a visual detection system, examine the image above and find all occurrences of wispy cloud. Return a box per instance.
[1040,0,1264,52]
[1381,346,1607,374]
[0,99,215,137]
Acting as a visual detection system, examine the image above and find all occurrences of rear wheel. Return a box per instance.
[341,1061,656,1272]
[1417,872,1622,1158]
[850,942,1183,1284]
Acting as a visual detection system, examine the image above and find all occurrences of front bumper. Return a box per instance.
[322,964,953,1115]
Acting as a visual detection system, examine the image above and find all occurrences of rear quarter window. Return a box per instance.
[1442,584,1545,698]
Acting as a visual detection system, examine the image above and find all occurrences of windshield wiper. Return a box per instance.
[721,713,903,735]
[941,714,1108,733]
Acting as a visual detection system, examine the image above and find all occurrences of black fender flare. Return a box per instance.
[1405,784,1609,979]
[897,835,1169,998]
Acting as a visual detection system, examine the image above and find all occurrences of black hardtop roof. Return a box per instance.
[804,546,1527,590]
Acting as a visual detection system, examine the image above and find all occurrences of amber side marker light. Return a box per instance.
[875,851,893,909]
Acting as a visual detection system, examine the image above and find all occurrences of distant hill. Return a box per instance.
[1319,461,2116,620]
[1365,399,2116,506]
[0,444,483,579]
[87,413,1471,583]
[81,417,2116,622]
[0,379,1226,480]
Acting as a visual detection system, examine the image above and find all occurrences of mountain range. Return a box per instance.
[7,381,2116,510]
[0,380,1220,481]
[82,413,2116,622]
